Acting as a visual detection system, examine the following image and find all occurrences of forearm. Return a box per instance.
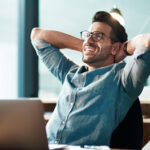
[115,33,150,62]
[127,33,150,55]
[31,28,83,52]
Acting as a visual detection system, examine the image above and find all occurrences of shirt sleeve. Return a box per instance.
[121,46,150,99]
[31,40,78,84]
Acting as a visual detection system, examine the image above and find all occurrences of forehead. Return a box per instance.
[89,22,112,35]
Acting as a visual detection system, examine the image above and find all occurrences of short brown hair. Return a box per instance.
[92,11,128,43]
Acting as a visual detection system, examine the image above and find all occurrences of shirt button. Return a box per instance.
[70,102,73,107]
[83,73,86,77]
[62,120,65,125]
[77,87,82,91]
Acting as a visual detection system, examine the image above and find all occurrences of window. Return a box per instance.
[0,0,18,98]
[39,0,150,100]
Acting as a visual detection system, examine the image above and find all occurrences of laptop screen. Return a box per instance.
[0,99,49,150]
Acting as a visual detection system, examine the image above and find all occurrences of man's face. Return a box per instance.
[82,22,114,67]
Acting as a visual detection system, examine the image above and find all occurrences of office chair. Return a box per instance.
[110,98,143,149]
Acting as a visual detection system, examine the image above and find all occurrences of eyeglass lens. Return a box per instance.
[81,31,104,42]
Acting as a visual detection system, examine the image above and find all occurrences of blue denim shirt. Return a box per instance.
[32,40,150,146]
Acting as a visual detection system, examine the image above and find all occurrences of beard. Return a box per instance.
[82,43,101,64]
[82,42,113,66]
[82,54,98,64]
[82,51,112,66]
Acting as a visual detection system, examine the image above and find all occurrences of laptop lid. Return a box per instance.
[0,99,49,150]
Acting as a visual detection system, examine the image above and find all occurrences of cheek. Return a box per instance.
[98,41,112,49]
[97,43,113,54]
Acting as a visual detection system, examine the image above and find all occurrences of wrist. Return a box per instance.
[123,42,131,56]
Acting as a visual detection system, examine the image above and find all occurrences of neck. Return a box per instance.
[87,56,115,71]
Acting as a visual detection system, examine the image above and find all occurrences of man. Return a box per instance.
[31,11,150,146]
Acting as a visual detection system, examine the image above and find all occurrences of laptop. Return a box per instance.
[0,99,112,150]
[0,99,49,150]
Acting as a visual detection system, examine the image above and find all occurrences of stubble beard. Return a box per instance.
[82,50,111,66]
[82,46,102,65]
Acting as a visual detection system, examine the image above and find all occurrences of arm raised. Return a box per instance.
[30,28,83,52]
[115,33,150,62]
[127,33,150,54]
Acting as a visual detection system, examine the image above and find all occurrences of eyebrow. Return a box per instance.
[91,31,105,35]
[94,31,105,35]
[91,31,111,39]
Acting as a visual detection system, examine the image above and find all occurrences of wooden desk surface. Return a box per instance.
[49,144,136,150]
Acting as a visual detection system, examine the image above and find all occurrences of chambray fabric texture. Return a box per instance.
[32,40,150,146]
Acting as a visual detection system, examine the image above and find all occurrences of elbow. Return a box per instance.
[30,27,40,41]
[148,35,150,48]
[140,33,150,48]
[144,33,150,48]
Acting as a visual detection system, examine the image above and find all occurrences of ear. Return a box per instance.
[111,42,122,56]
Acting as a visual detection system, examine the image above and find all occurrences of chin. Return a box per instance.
[82,54,97,64]
[82,58,94,64]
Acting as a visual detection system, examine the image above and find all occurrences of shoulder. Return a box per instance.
[111,61,126,73]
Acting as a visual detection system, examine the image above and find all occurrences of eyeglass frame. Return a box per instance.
[80,30,117,43]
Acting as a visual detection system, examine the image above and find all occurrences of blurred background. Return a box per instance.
[0,0,150,100]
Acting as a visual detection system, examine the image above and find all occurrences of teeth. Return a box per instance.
[86,48,94,52]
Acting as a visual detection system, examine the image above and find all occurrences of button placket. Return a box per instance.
[69,92,75,108]
[82,73,86,87]
[70,102,73,107]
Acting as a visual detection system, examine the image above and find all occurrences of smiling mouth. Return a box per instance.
[84,44,96,52]
[84,48,96,56]
[83,42,101,56]
[85,47,95,51]
[84,45,102,56]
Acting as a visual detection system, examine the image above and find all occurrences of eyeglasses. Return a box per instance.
[80,30,112,42]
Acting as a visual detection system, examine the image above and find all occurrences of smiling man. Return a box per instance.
[31,11,150,147]
[81,22,120,70]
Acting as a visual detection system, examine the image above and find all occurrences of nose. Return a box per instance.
[85,34,94,43]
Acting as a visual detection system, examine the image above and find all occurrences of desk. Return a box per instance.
[49,144,138,150]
